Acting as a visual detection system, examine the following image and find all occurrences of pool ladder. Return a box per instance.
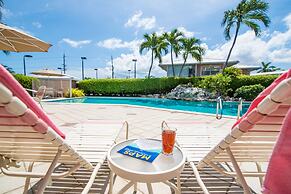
[216,96,223,120]
[237,98,243,120]
[216,97,243,120]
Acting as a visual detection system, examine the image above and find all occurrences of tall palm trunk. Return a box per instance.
[223,22,240,73]
[170,46,175,77]
[179,55,188,77]
[148,50,154,78]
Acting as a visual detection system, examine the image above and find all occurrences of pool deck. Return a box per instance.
[1,102,260,193]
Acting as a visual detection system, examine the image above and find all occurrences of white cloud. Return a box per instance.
[32,22,42,28]
[156,26,195,38]
[96,39,166,78]
[61,38,92,48]
[97,38,142,51]
[125,10,156,30]
[177,27,195,38]
[204,12,291,67]
[94,12,291,78]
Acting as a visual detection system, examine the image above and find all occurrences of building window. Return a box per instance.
[201,65,221,76]
[188,67,195,77]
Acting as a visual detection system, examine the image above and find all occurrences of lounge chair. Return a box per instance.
[26,85,46,108]
[0,65,127,193]
[174,70,291,193]
[263,108,291,194]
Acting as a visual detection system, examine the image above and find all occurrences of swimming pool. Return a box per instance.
[51,97,250,117]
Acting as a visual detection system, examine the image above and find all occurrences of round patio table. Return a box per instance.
[107,139,185,194]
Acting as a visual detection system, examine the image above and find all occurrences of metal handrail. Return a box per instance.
[123,121,129,140]
[161,120,169,130]
[237,98,243,120]
[216,96,223,120]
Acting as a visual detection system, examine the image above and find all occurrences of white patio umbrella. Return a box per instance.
[0,23,51,52]
[31,69,73,98]
[31,69,64,76]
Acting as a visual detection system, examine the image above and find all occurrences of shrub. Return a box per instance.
[199,73,232,96]
[223,67,242,78]
[229,75,277,96]
[65,88,85,97]
[13,74,37,89]
[77,77,198,96]
[234,84,265,101]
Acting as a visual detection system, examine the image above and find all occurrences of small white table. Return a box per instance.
[107,139,185,194]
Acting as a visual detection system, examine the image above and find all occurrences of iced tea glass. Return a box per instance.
[162,124,176,155]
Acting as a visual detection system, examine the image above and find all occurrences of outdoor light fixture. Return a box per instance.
[128,69,131,78]
[23,55,33,76]
[81,57,87,80]
[94,68,98,79]
[57,67,63,74]
[132,59,137,78]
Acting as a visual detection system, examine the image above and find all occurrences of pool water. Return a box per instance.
[51,97,250,117]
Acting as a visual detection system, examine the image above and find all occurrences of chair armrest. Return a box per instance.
[81,163,101,194]
[25,88,37,93]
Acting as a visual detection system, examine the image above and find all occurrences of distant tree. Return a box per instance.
[3,65,14,73]
[179,37,205,77]
[0,0,10,55]
[0,0,4,20]
[140,32,168,78]
[163,29,184,77]
[258,62,281,72]
[222,0,270,71]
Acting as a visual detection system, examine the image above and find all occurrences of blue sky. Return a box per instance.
[1,0,291,78]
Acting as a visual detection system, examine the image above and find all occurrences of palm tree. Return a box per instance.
[179,37,205,77]
[222,0,270,71]
[163,29,184,77]
[0,0,4,20]
[258,62,281,73]
[3,65,14,73]
[139,33,168,78]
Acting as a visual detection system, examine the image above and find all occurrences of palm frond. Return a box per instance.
[245,12,270,27]
[224,21,235,40]
[243,20,261,36]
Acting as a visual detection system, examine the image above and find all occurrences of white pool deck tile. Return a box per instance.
[0,102,260,193]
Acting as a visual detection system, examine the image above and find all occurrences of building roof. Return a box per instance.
[159,60,239,71]
[232,64,260,71]
[30,74,79,80]
[251,70,288,76]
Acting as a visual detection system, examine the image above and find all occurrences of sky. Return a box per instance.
[0,0,291,79]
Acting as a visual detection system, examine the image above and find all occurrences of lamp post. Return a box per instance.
[94,68,98,79]
[132,59,137,78]
[57,67,63,74]
[81,57,87,80]
[128,69,131,78]
[23,55,33,76]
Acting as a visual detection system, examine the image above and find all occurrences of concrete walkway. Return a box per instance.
[1,103,238,194]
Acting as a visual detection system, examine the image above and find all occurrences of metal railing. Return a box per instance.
[237,98,243,120]
[216,96,223,120]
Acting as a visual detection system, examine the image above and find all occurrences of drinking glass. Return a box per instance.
[161,121,176,155]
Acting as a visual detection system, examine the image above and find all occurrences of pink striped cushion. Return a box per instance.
[263,109,291,194]
[232,69,291,130]
[0,64,65,138]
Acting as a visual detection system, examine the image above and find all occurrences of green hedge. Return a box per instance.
[78,77,197,95]
[234,84,265,101]
[13,74,37,89]
[77,75,278,96]
[229,75,278,96]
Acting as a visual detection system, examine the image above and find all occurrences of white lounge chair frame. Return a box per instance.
[0,82,128,193]
[176,78,291,194]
